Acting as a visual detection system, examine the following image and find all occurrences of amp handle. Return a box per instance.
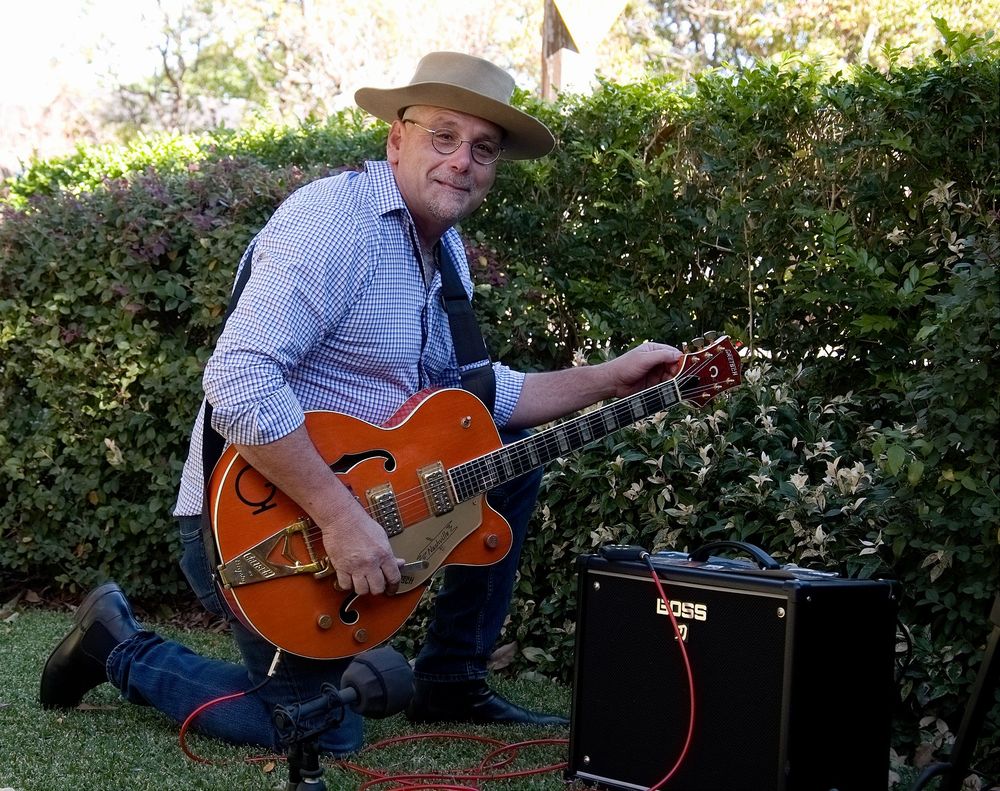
[688,540,781,571]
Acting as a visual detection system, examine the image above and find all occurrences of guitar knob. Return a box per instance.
[691,336,705,350]
[703,331,719,343]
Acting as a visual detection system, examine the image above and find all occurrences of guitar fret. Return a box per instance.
[481,456,500,490]
[454,463,476,501]
[526,441,541,467]
[603,410,618,432]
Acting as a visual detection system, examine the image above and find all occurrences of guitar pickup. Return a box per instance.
[367,484,404,536]
[418,462,454,517]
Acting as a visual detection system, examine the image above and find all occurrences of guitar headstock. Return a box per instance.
[675,332,743,408]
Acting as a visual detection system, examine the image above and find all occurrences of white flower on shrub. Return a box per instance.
[858,531,882,555]
[924,179,956,208]
[589,525,616,546]
[789,471,809,492]
[922,549,952,583]
[822,392,856,413]
[804,438,835,459]
[744,364,767,386]
[704,409,727,433]
[623,481,643,501]
[886,226,908,245]
[823,457,870,494]
[664,502,695,525]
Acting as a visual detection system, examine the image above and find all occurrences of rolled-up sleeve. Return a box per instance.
[491,363,525,428]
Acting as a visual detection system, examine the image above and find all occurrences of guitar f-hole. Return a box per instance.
[329,448,396,475]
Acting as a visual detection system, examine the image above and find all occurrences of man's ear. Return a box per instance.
[386,120,404,165]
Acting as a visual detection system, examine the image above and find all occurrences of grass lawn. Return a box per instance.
[0,605,573,791]
[3,601,983,791]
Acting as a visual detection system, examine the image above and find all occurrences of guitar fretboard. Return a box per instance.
[449,376,685,502]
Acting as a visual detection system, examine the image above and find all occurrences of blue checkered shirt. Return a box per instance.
[174,160,524,516]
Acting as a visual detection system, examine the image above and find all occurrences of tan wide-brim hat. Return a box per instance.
[355,52,555,160]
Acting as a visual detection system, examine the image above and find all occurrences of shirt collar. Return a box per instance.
[365,159,467,279]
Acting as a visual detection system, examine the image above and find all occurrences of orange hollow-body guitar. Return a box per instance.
[208,333,742,659]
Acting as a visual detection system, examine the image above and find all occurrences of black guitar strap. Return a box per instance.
[199,249,254,584]
[437,241,497,415]
[201,249,254,494]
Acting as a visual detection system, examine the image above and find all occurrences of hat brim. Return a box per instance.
[355,83,554,160]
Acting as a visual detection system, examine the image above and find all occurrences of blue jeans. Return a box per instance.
[106,430,541,753]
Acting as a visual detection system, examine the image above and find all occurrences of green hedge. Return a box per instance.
[2,42,998,771]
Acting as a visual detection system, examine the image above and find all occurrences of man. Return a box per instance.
[40,52,681,754]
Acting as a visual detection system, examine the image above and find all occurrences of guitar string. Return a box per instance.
[281,352,732,546]
[287,366,733,551]
[295,374,723,530]
[401,347,730,511]
[247,348,734,552]
[289,378,730,556]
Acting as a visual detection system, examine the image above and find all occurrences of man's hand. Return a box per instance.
[508,341,683,429]
[235,425,405,597]
[603,341,683,398]
[318,504,404,596]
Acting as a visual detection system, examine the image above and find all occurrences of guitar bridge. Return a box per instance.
[418,462,454,516]
[216,517,331,588]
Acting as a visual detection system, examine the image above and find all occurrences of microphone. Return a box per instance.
[337,645,414,718]
[273,646,413,743]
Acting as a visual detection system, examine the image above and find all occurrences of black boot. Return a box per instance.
[405,678,568,726]
[39,582,143,709]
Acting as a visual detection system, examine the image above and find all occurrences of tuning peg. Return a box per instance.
[703,331,719,343]
[691,336,705,350]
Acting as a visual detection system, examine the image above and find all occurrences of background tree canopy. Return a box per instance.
[1,0,997,172]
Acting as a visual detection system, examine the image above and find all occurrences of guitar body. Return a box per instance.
[209,388,513,660]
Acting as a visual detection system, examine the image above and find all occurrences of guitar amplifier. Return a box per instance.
[567,543,898,791]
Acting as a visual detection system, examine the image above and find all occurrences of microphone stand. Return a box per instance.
[271,646,415,791]
[273,684,349,791]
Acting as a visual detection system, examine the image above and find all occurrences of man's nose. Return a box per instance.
[444,141,474,169]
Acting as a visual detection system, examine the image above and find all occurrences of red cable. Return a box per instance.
[178,687,280,766]
[644,558,698,789]
[174,568,691,789]
[179,690,250,764]
[336,731,568,790]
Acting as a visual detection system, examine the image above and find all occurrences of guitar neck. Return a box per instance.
[449,376,684,503]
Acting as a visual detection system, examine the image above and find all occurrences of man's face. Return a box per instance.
[387,106,502,245]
